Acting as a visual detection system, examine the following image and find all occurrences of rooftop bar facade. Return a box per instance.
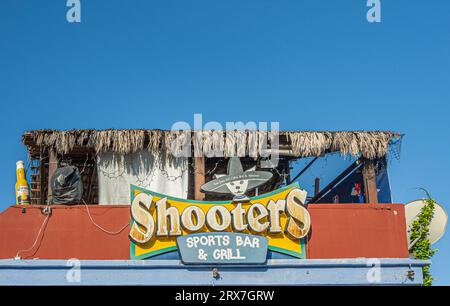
[0,129,428,285]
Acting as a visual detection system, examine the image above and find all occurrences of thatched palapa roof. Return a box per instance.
[22,129,402,160]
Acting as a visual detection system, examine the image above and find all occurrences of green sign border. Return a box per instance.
[129,182,307,260]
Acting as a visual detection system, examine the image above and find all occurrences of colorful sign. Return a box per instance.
[177,232,268,264]
[129,182,311,260]
[200,157,273,202]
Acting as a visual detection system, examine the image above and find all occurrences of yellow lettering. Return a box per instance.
[129,193,154,243]
[285,189,311,239]
[267,199,285,233]
[156,198,182,236]
[181,205,205,232]
[247,203,269,233]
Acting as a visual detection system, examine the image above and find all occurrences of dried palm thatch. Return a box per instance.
[284,131,399,160]
[23,129,402,160]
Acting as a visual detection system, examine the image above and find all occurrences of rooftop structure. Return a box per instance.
[0,129,430,286]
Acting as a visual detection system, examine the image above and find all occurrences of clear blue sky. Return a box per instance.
[1,1,449,284]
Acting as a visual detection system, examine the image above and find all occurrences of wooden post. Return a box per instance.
[47,150,58,204]
[314,178,320,196]
[39,154,46,204]
[362,159,378,204]
[194,156,205,201]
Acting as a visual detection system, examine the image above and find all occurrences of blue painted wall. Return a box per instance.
[0,258,429,286]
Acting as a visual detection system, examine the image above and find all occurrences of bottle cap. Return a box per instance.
[16,160,24,169]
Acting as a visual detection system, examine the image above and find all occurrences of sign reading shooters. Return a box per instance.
[129,158,311,262]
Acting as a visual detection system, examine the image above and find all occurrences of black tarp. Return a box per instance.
[50,166,83,204]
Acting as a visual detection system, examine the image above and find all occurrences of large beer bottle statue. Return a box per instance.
[15,160,30,205]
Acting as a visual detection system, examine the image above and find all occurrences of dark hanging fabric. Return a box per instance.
[50,166,83,204]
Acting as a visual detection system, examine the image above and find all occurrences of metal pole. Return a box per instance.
[288,157,319,185]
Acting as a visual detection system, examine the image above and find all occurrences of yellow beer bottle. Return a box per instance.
[15,160,30,205]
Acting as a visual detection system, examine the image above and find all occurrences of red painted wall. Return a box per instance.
[306,204,409,258]
[0,204,409,260]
